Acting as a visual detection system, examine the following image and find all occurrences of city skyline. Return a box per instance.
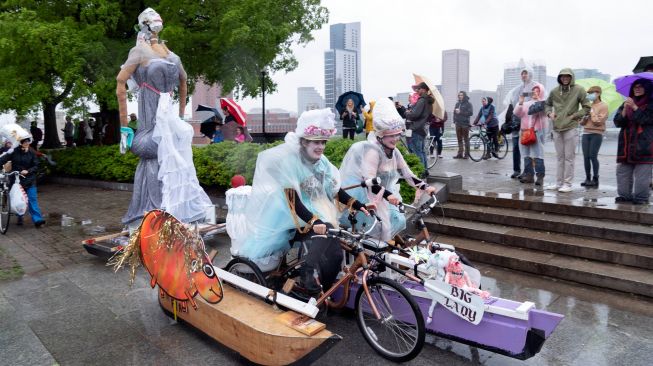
[235,0,652,115]
[441,49,470,113]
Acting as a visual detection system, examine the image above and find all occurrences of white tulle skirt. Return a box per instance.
[152,93,213,223]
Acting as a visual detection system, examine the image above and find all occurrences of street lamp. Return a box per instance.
[261,69,267,137]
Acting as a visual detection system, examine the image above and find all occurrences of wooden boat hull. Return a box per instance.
[159,285,341,365]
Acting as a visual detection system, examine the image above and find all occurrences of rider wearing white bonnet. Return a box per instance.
[369,97,405,140]
[286,108,337,144]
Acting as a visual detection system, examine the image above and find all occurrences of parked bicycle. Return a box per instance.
[400,132,439,169]
[468,124,509,162]
[225,214,426,362]
[0,171,20,234]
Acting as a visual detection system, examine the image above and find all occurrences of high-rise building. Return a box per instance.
[297,87,325,113]
[441,49,470,113]
[572,68,610,82]
[324,22,361,110]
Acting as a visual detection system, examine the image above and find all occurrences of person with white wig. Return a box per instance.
[238,108,369,295]
[339,98,437,242]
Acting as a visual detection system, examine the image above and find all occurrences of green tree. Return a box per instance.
[146,0,328,96]
[0,1,119,148]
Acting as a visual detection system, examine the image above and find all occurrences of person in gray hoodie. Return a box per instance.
[453,91,474,159]
[544,68,591,193]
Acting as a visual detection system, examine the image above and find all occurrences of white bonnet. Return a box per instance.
[295,108,337,140]
[372,98,404,137]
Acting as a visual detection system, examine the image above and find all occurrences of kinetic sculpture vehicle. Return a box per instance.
[87,210,341,366]
[225,184,564,361]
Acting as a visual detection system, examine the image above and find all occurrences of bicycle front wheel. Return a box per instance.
[355,276,425,362]
[468,134,486,162]
[225,257,267,287]
[424,139,438,169]
[0,189,10,234]
[493,133,509,159]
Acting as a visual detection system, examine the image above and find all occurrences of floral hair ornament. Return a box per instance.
[295,108,338,141]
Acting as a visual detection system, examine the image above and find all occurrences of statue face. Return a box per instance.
[138,8,163,33]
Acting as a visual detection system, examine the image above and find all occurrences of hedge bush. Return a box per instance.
[47,137,424,201]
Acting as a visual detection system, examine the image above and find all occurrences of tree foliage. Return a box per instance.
[0,1,328,146]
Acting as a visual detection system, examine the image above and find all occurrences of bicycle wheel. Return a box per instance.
[468,134,486,162]
[225,257,267,287]
[492,133,509,160]
[424,139,438,169]
[355,276,425,362]
[0,189,9,234]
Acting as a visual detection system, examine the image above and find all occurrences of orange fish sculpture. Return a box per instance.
[113,209,223,309]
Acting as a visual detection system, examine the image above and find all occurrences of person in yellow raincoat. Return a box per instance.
[363,100,376,137]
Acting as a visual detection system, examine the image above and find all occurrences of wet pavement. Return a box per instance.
[1,141,652,365]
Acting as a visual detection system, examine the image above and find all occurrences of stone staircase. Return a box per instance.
[424,191,653,297]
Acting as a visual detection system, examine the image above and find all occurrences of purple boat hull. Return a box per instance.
[333,281,563,360]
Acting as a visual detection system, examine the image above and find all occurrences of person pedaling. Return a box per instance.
[339,97,437,243]
[236,108,370,297]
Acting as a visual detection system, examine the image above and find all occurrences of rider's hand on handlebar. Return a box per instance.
[313,224,327,235]
[425,186,437,195]
[20,170,28,176]
[387,194,400,206]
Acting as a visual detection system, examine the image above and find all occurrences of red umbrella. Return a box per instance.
[220,98,247,126]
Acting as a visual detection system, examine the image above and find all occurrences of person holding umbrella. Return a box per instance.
[405,82,434,175]
[340,99,358,140]
[613,78,653,204]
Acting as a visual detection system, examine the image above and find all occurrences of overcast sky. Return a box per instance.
[1,0,651,125]
[238,0,653,113]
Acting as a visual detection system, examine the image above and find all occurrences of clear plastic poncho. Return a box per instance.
[339,135,423,241]
[238,134,342,259]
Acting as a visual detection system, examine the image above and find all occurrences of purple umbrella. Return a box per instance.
[613,72,653,97]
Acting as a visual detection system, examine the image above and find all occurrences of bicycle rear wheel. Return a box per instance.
[468,134,486,162]
[492,132,509,159]
[424,138,438,169]
[355,276,425,362]
[0,189,10,234]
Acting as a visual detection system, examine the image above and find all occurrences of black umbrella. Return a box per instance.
[196,104,223,139]
[632,56,653,73]
[335,91,366,115]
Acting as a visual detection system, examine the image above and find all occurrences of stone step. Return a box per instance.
[449,191,653,225]
[436,235,653,298]
[426,217,653,270]
[441,202,653,246]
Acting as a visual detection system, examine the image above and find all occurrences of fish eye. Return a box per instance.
[203,263,215,278]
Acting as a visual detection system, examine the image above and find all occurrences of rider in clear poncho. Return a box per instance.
[339,98,437,242]
[239,109,369,293]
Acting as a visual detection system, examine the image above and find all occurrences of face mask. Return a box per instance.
[587,93,597,102]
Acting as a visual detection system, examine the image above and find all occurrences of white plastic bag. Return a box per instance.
[9,178,27,215]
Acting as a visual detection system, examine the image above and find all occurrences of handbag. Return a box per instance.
[520,127,537,145]
[355,116,364,134]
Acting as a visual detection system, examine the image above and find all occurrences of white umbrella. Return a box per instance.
[413,73,445,119]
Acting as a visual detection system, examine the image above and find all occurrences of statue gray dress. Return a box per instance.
[122,47,211,226]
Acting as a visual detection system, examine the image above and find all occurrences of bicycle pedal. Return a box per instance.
[282,278,296,293]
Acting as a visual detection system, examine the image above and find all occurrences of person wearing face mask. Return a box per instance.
[580,86,608,188]
[339,98,437,242]
[544,69,591,193]
[116,8,212,230]
[613,79,653,205]
[239,108,369,296]
[0,134,46,227]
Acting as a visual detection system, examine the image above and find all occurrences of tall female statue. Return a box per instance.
[116,8,212,229]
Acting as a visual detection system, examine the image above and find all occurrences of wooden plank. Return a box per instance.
[159,285,336,365]
[275,311,326,336]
